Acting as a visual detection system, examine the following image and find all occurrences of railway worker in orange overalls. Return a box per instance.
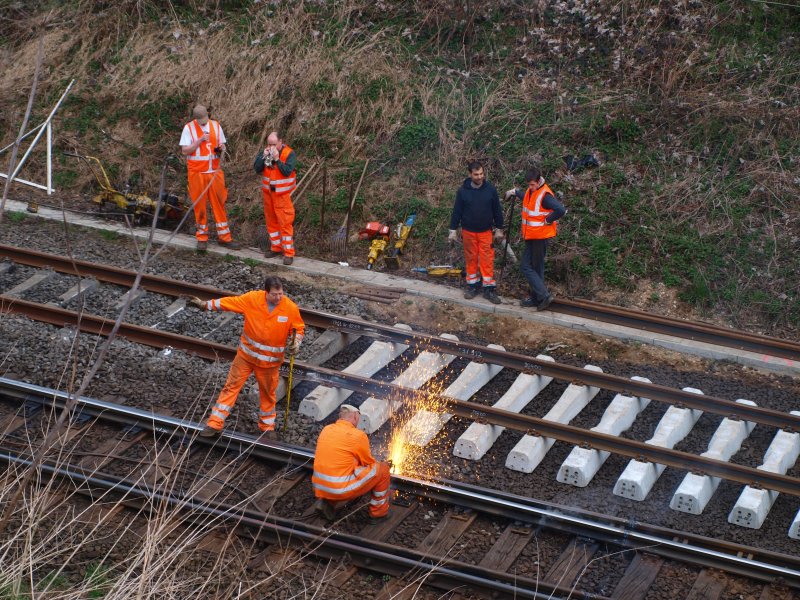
[190,276,304,441]
[312,404,392,522]
[448,160,504,305]
[179,105,241,252]
[254,131,297,265]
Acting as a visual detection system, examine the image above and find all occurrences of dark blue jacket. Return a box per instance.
[450,178,503,233]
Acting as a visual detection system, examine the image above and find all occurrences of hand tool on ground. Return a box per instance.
[412,265,463,277]
[383,213,416,270]
[283,328,297,434]
[366,236,390,270]
[64,152,184,226]
[330,158,370,255]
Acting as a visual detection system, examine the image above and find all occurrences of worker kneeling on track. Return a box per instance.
[312,404,391,521]
[190,276,304,440]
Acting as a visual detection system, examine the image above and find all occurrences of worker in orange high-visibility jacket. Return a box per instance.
[312,404,391,520]
[179,105,241,252]
[189,276,304,440]
[254,131,297,265]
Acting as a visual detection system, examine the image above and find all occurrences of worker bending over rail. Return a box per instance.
[312,404,392,521]
[190,276,304,440]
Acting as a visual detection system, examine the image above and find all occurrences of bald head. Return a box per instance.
[193,105,209,125]
[339,404,361,425]
[266,131,280,146]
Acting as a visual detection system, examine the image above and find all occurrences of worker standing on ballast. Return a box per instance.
[312,404,391,522]
[506,167,566,311]
[254,131,297,265]
[179,105,241,252]
[190,276,304,440]
[448,160,504,305]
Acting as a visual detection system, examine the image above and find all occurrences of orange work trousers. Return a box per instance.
[262,190,295,257]
[207,351,280,432]
[316,461,392,518]
[462,229,496,288]
[188,170,232,242]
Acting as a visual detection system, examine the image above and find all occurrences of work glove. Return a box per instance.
[448,229,458,245]
[493,228,504,242]
[504,188,517,201]
[287,336,302,356]
[188,296,205,310]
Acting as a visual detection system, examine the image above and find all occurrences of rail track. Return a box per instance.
[1,377,798,599]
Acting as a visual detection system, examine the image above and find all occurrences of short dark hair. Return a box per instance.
[467,160,483,173]
[264,276,283,292]
[525,167,541,183]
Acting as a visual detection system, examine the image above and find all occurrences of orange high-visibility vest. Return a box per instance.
[185,120,222,173]
[262,145,297,195]
[521,182,557,240]
[312,419,379,499]
[205,291,304,368]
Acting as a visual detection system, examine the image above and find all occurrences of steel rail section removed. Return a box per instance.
[1,377,798,588]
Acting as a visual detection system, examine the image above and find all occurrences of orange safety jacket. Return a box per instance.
[262,145,297,195]
[521,182,558,240]
[185,120,222,173]
[205,291,304,368]
[312,419,379,499]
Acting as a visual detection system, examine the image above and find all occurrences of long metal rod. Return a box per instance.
[1,376,798,587]
[0,246,798,429]
[1,297,799,495]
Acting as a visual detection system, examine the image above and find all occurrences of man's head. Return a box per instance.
[266,131,283,151]
[467,160,484,187]
[339,404,361,425]
[193,105,209,125]
[264,276,284,304]
[525,167,542,188]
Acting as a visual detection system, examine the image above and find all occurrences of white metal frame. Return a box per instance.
[0,79,76,195]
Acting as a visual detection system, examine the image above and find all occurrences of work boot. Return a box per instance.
[219,239,241,250]
[257,430,279,443]
[520,297,536,308]
[536,294,554,312]
[198,425,221,438]
[368,513,389,525]
[463,287,480,300]
[196,240,208,252]
[314,498,336,521]
[483,288,501,305]
[264,249,282,258]
[283,256,294,265]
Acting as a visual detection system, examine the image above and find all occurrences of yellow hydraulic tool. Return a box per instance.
[384,213,416,270]
[65,152,184,226]
[366,237,389,270]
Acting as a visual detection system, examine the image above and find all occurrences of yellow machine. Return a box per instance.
[412,265,463,277]
[366,237,389,270]
[384,213,416,270]
[66,153,184,226]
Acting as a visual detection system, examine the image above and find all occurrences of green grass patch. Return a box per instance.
[6,211,27,223]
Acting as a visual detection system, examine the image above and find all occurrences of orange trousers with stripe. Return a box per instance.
[262,190,296,257]
[188,170,232,242]
[316,461,391,518]
[462,229,495,288]
[207,352,280,432]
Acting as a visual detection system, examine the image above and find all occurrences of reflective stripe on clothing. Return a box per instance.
[462,229,495,289]
[239,343,283,363]
[521,183,557,240]
[262,188,296,257]
[185,120,222,173]
[261,145,296,194]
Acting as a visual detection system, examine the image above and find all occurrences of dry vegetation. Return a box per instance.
[0,0,798,337]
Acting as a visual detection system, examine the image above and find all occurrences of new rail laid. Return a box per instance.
[1,297,799,497]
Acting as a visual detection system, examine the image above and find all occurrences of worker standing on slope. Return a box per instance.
[179,105,241,252]
[312,404,391,522]
[506,167,566,311]
[254,131,297,265]
[190,276,304,440]
[448,160,504,305]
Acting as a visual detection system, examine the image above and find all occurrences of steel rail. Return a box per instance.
[0,452,585,600]
[2,377,799,588]
[3,244,800,427]
[2,298,799,496]
[3,291,799,436]
[3,243,799,362]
